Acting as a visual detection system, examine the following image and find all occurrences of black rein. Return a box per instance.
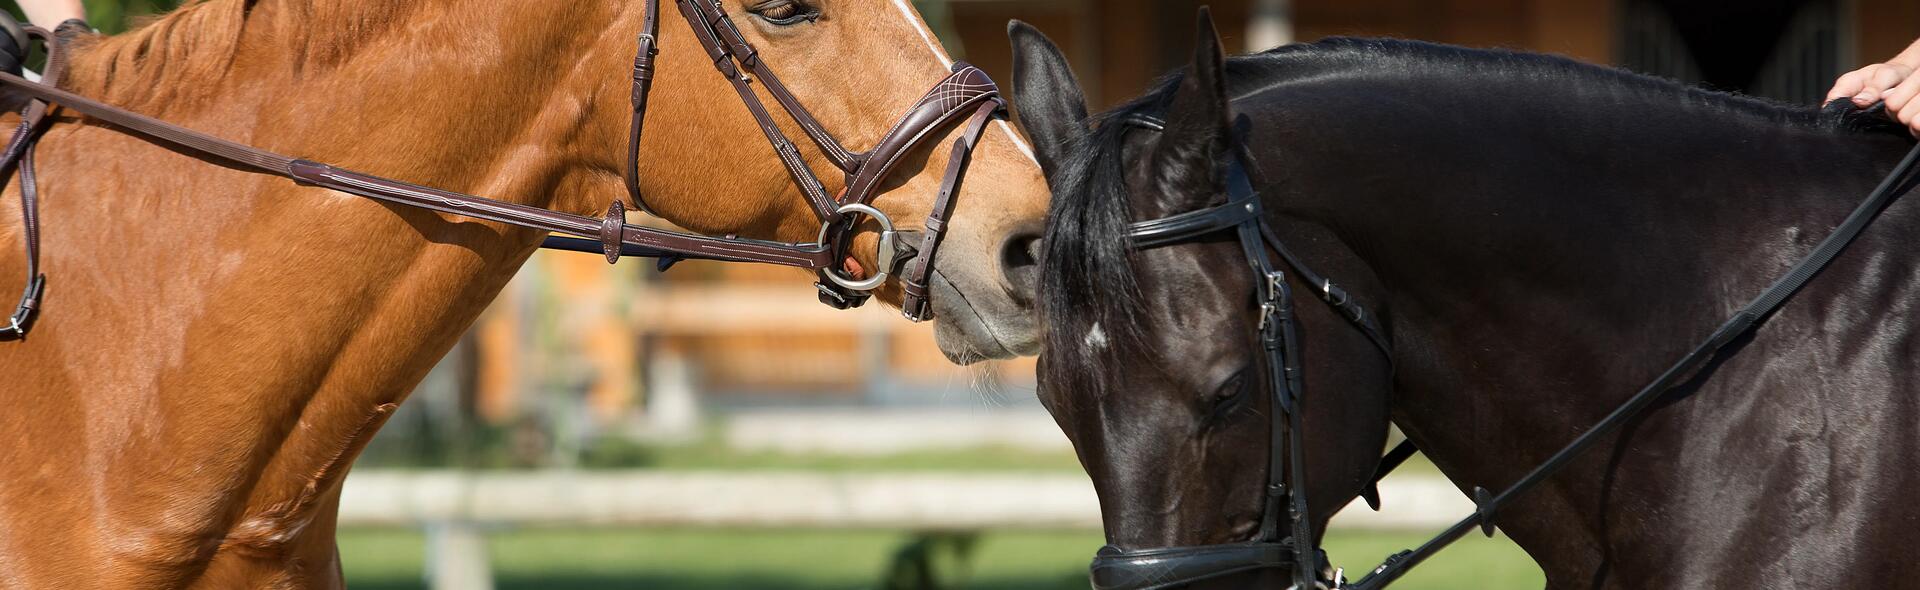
[1096,109,1920,590]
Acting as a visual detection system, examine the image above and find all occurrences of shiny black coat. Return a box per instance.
[1018,26,1920,589]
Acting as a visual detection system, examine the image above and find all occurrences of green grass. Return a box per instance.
[340,527,1541,590]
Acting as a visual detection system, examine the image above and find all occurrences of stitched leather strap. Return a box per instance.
[609,0,1006,318]
[0,0,999,334]
[0,67,845,271]
[899,101,1001,321]
[622,0,661,214]
[681,0,857,173]
[841,65,1002,209]
[673,0,838,221]
[1,23,74,341]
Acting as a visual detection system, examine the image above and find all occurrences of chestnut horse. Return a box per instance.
[0,1,1046,587]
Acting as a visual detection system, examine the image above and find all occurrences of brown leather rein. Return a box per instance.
[0,1,1004,341]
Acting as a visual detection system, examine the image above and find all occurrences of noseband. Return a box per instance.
[1091,110,1920,589]
[1,0,1002,341]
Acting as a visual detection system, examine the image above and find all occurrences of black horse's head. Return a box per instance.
[1013,10,1395,588]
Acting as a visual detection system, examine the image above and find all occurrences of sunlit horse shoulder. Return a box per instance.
[1015,11,1919,589]
[0,0,1046,587]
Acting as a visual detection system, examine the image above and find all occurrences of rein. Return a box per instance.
[1345,139,1920,590]
[1,0,1005,342]
[0,21,74,341]
[1091,112,1920,590]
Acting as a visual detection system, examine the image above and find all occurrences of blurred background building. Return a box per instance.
[940,0,1916,109]
[390,0,1920,471]
[12,1,1918,589]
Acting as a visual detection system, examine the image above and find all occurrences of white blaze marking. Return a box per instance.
[888,0,1039,164]
[994,120,1038,162]
[1085,323,1109,349]
[889,0,955,68]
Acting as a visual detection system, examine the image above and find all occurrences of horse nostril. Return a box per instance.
[999,229,1043,298]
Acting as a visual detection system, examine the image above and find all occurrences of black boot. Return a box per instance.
[0,11,27,78]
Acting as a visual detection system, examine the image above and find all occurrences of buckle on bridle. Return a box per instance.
[2,273,43,341]
[816,282,865,310]
[1257,271,1286,331]
[1320,279,1349,305]
[1288,554,1343,590]
[816,203,898,292]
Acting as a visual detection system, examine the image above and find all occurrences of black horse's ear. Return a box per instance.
[1152,8,1231,206]
[1009,20,1089,178]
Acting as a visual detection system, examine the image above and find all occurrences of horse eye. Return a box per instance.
[751,1,820,25]
[1204,372,1251,422]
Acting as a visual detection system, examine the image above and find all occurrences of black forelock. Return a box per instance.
[1038,102,1159,393]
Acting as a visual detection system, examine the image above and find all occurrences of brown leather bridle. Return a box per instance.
[0,1,1004,341]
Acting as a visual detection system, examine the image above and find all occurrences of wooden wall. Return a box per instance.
[944,0,1920,109]
[944,0,1621,111]
[1855,0,1920,67]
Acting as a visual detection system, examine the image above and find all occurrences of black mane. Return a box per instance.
[1039,37,1905,380]
[1243,38,1903,134]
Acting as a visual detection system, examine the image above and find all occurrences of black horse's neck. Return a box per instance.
[1226,40,1917,586]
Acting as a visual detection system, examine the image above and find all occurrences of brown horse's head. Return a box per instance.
[570,0,1049,363]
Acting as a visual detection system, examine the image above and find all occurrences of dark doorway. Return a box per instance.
[1619,0,1842,104]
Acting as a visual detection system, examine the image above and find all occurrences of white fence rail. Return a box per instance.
[340,470,1473,531]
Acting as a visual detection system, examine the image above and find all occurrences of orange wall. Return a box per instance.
[948,0,1918,106]
[1855,0,1920,67]
[947,0,1622,110]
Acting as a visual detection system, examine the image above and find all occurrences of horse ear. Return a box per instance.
[1009,20,1089,178]
[1152,8,1231,205]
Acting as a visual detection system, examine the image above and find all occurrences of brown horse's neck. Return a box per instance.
[0,0,1047,584]
[64,0,627,206]
[0,3,638,587]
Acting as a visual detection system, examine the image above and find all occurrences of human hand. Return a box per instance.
[1828,39,1920,136]
[19,0,85,29]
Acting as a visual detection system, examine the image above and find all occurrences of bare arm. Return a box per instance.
[1828,38,1920,136]
[18,0,83,28]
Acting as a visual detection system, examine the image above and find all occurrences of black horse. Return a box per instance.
[1011,9,1920,589]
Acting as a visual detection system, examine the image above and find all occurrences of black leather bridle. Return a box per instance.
[1089,113,1920,590]
[1091,114,1393,590]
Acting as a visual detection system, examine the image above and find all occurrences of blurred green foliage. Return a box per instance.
[78,0,183,33]
[0,0,181,34]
